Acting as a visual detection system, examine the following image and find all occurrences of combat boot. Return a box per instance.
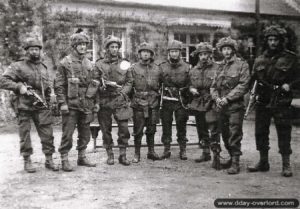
[77,150,96,167]
[132,144,141,163]
[106,148,114,165]
[160,144,171,159]
[147,146,161,161]
[179,143,187,160]
[45,154,59,171]
[281,155,293,177]
[146,135,161,161]
[23,156,36,173]
[195,148,211,163]
[61,153,73,172]
[247,151,270,172]
[227,155,240,175]
[220,156,232,169]
[118,147,130,166]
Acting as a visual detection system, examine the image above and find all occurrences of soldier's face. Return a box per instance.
[169,50,180,60]
[198,52,210,63]
[27,47,41,60]
[221,46,234,60]
[140,50,152,61]
[267,36,279,50]
[108,43,120,57]
[75,42,87,55]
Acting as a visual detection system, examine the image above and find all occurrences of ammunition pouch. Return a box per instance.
[86,79,100,98]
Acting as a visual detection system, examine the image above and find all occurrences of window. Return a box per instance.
[174,32,210,64]
[104,27,126,57]
[74,27,96,62]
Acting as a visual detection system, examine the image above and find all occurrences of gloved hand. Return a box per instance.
[189,87,199,96]
[60,104,69,114]
[93,104,100,113]
[220,97,228,106]
[216,97,223,109]
[19,85,28,95]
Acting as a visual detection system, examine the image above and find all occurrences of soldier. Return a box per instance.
[189,42,221,169]
[130,42,161,163]
[211,37,250,174]
[0,38,59,173]
[160,40,190,160]
[55,32,98,172]
[94,35,133,166]
[247,25,300,177]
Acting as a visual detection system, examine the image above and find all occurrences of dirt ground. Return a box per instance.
[0,119,299,209]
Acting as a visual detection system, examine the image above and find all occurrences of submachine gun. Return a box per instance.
[24,83,48,109]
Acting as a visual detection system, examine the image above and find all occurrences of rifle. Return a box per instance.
[101,78,122,89]
[24,83,48,109]
[159,83,164,111]
[244,80,258,118]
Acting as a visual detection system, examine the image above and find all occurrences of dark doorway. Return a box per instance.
[189,46,198,67]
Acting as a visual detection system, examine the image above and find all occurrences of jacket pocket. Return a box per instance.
[38,109,53,125]
[67,77,79,99]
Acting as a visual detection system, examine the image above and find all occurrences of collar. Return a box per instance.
[103,53,121,63]
[139,59,153,67]
[263,49,284,58]
[221,55,236,65]
[168,58,183,67]
[196,60,213,69]
[25,56,43,65]
[70,50,85,61]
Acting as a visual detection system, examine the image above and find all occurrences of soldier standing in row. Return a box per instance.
[130,42,162,163]
[0,38,59,173]
[247,25,300,177]
[94,35,133,166]
[55,32,98,172]
[211,37,250,174]
[189,42,221,169]
[160,40,190,160]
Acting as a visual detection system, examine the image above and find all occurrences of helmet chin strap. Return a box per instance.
[28,52,40,62]
[73,46,86,56]
[169,57,180,63]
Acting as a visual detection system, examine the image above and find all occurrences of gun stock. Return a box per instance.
[244,80,258,118]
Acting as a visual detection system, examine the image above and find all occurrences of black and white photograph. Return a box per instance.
[0,0,299,208]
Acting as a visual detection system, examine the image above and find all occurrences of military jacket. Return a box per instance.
[160,59,190,99]
[0,57,51,111]
[211,55,250,110]
[252,50,300,107]
[94,55,133,109]
[130,60,162,109]
[189,61,218,111]
[54,52,96,113]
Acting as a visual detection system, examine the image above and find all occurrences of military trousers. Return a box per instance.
[132,108,158,146]
[160,101,189,145]
[59,109,93,154]
[255,105,292,155]
[218,107,244,156]
[194,111,219,149]
[97,107,130,149]
[17,109,55,156]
